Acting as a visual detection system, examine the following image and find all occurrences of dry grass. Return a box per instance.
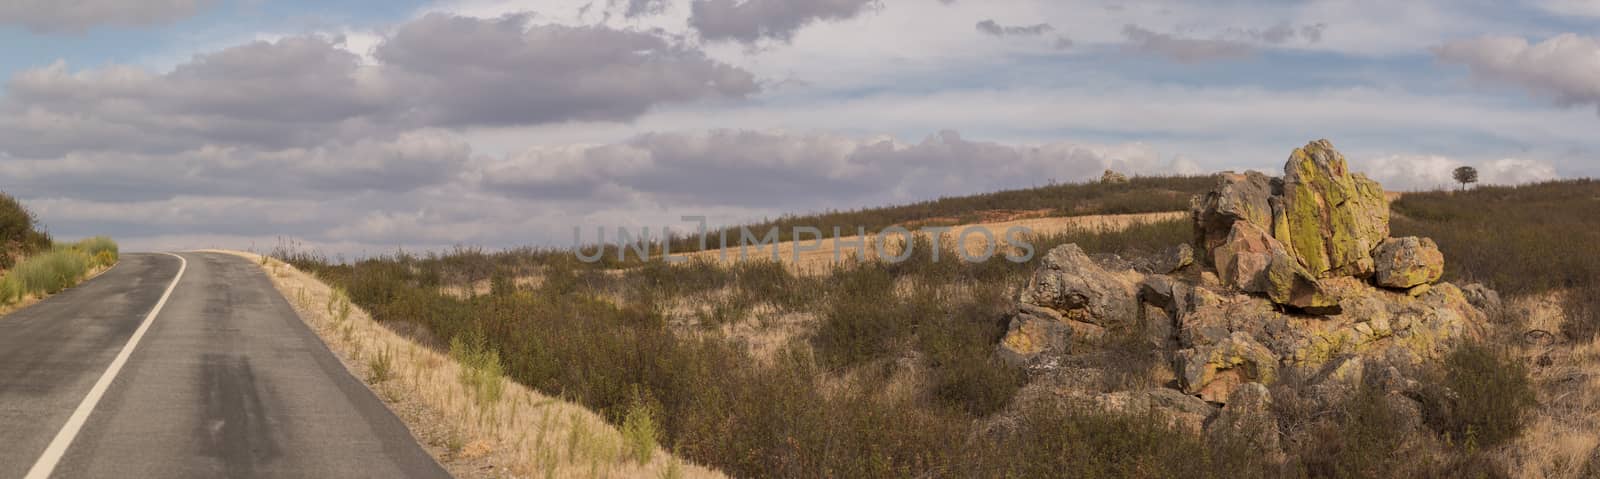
[684,211,1185,275]
[0,262,115,318]
[1497,292,1600,478]
[216,250,723,479]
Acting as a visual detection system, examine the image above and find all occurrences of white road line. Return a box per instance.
[24,253,188,479]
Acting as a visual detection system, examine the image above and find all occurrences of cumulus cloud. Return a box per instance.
[975,19,1054,37]
[0,13,756,157]
[1121,24,1255,63]
[1356,154,1560,191]
[1434,34,1600,113]
[689,0,878,44]
[0,0,210,33]
[377,13,758,127]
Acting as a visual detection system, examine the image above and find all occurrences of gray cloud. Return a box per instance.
[1225,22,1327,45]
[611,0,670,17]
[475,129,1194,209]
[377,13,758,127]
[0,130,473,203]
[975,19,1054,37]
[1434,34,1600,113]
[689,0,878,44]
[1121,24,1255,63]
[0,0,211,33]
[0,13,757,158]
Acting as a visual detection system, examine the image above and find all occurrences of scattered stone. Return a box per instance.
[1373,236,1445,289]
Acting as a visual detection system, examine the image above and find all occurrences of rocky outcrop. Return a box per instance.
[999,139,1491,408]
[1373,236,1445,290]
[1168,277,1486,400]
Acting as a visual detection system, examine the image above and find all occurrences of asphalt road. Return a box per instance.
[0,252,449,479]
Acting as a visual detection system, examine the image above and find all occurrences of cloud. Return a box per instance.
[0,13,757,157]
[612,0,670,17]
[1121,24,1255,63]
[0,130,473,202]
[475,129,1193,208]
[1434,34,1600,114]
[1356,154,1560,191]
[0,0,211,33]
[689,0,878,44]
[376,13,759,127]
[1226,22,1326,44]
[975,19,1054,37]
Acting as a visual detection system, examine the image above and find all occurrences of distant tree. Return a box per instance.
[1453,166,1479,191]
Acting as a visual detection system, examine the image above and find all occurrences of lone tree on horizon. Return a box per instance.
[1453,166,1479,191]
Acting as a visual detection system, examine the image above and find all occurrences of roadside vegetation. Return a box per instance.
[0,192,119,307]
[274,177,1597,478]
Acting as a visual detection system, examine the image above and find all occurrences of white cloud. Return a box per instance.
[1434,33,1600,113]
[1356,154,1561,191]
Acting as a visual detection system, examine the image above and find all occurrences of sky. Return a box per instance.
[0,0,1596,256]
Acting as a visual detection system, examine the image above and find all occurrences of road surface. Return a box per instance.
[0,252,448,478]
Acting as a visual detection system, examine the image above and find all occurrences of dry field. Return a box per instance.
[216,250,723,479]
[684,211,1186,275]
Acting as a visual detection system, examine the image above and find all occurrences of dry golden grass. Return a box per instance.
[1497,291,1600,478]
[684,211,1186,275]
[214,250,724,479]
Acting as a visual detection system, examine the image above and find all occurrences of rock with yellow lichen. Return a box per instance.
[1281,140,1390,278]
[1373,236,1445,289]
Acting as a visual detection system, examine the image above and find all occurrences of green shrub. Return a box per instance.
[621,390,661,464]
[72,236,118,258]
[0,192,51,269]
[1423,342,1537,449]
[451,334,506,408]
[9,248,89,295]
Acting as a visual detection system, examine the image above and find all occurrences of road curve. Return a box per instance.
[0,252,448,478]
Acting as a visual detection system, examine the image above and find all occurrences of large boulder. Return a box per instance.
[1017,244,1138,327]
[1003,244,1137,366]
[1280,140,1390,278]
[1192,171,1277,258]
[1373,236,1445,289]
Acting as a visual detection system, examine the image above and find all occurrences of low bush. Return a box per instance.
[451,333,506,408]
[0,243,110,304]
[0,192,52,269]
[1422,342,1538,450]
